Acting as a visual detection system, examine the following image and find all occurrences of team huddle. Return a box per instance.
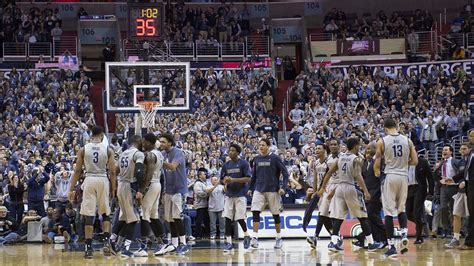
[67,117,418,259]
[308,118,418,258]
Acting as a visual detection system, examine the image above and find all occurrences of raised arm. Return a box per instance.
[374,139,384,177]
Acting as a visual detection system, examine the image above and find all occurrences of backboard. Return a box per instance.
[105,62,190,113]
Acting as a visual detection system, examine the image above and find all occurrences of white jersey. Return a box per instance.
[383,134,410,176]
[314,157,329,190]
[327,153,340,184]
[150,149,164,183]
[336,153,358,185]
[118,147,145,183]
[84,142,109,177]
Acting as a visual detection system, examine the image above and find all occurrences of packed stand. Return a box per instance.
[162,1,255,49]
[0,2,64,57]
[323,8,434,40]
[0,66,95,244]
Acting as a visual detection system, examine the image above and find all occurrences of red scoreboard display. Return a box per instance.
[128,3,164,40]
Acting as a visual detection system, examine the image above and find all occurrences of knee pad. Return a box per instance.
[252,211,260,223]
[102,214,110,222]
[272,214,281,225]
[84,216,94,226]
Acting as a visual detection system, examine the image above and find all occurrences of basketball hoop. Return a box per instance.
[137,101,161,129]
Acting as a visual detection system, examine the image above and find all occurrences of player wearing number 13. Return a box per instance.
[374,118,418,258]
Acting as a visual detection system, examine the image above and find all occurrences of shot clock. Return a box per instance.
[128,3,164,40]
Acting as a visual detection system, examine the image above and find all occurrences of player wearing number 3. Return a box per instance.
[374,118,418,258]
[68,126,117,259]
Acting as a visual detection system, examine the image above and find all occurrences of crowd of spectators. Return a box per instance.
[0,2,63,47]
[324,8,434,40]
[163,0,253,48]
[0,65,95,244]
[288,62,471,154]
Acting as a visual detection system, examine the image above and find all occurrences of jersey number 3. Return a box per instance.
[92,152,99,163]
[392,145,403,157]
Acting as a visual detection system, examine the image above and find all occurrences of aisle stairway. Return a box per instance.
[274,80,293,131]
[89,80,116,132]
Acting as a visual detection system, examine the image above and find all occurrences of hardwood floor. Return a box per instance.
[0,238,472,265]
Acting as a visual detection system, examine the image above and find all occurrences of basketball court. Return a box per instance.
[1,239,472,265]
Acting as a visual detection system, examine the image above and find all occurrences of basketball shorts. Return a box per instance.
[329,183,368,220]
[453,192,469,217]
[382,174,408,217]
[80,175,110,217]
[222,196,247,221]
[163,193,183,222]
[318,183,336,217]
[251,191,281,215]
[141,182,161,222]
[117,181,140,223]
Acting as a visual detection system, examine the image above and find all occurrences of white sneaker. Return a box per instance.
[250,237,259,249]
[210,236,216,240]
[154,244,176,256]
[133,249,149,257]
[188,236,196,241]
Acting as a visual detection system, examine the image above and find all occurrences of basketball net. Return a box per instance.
[137,101,160,129]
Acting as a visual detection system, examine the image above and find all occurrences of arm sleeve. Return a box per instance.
[27,177,36,187]
[40,173,50,184]
[249,160,257,191]
[220,164,226,181]
[243,161,252,177]
[276,156,289,190]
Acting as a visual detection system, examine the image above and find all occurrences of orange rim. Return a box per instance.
[138,101,160,112]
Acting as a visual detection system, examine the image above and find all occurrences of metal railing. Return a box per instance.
[53,36,78,57]
[169,42,195,58]
[282,99,289,148]
[28,42,52,58]
[413,31,437,55]
[3,38,77,61]
[196,43,219,58]
[466,32,474,48]
[449,134,465,159]
[123,39,256,60]
[221,42,245,58]
[3,43,27,60]
[309,33,335,42]
[246,36,270,58]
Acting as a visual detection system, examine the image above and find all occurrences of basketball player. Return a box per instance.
[68,126,116,259]
[155,133,190,255]
[248,138,289,249]
[318,137,378,252]
[110,135,145,258]
[306,143,333,248]
[134,133,165,256]
[374,118,418,258]
[308,140,340,247]
[220,143,252,252]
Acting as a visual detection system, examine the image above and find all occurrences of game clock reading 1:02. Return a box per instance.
[128,3,164,40]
